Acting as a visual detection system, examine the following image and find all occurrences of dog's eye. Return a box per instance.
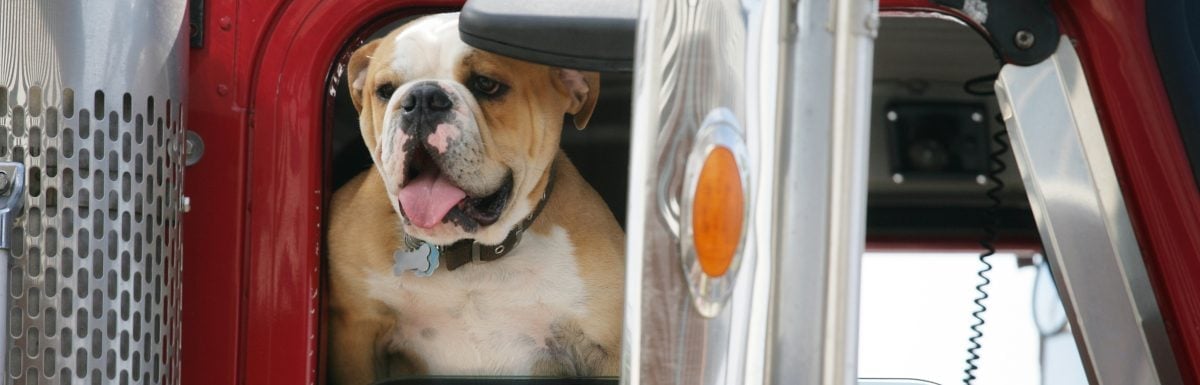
[375,83,397,100]
[469,75,505,96]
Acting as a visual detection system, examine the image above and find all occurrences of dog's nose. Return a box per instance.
[400,84,452,115]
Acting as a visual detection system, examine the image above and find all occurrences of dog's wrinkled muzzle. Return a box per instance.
[388,81,512,232]
[399,82,454,137]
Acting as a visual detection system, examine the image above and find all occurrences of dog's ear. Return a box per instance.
[348,39,382,112]
[556,69,601,130]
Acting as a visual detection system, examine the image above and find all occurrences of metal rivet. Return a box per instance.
[0,171,11,195]
[216,84,229,96]
[182,196,192,213]
[219,16,233,31]
[185,130,205,166]
[494,245,505,254]
[1015,30,1036,50]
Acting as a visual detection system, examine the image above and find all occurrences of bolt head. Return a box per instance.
[1015,30,1036,50]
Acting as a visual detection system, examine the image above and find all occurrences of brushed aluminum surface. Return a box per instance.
[998,36,1181,385]
[766,0,875,384]
[0,1,187,384]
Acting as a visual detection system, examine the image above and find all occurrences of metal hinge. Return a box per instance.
[932,0,1060,66]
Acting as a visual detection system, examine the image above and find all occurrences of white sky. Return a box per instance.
[857,252,1086,385]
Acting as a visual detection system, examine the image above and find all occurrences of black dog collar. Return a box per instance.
[402,165,556,272]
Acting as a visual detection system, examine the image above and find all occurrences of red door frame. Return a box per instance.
[185,0,1200,383]
[185,1,461,384]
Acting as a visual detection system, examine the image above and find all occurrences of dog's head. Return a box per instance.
[348,13,600,245]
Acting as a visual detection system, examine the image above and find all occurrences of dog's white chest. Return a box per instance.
[366,226,587,375]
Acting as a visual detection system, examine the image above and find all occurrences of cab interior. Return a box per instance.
[324,10,1084,385]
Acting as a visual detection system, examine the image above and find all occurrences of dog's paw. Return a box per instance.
[532,320,614,377]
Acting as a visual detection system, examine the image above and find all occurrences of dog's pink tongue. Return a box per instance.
[398,170,467,229]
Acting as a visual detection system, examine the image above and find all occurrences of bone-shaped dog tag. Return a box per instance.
[393,242,440,277]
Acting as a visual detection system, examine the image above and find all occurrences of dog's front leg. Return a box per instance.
[328,309,390,385]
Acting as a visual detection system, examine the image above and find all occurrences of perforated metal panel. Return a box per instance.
[0,2,186,384]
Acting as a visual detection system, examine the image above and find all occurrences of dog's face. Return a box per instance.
[348,13,599,245]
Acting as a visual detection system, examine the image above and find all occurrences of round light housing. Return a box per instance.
[680,109,751,317]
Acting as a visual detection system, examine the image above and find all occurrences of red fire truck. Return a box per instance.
[1,0,1197,384]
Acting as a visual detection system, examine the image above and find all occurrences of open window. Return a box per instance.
[853,13,1093,385]
[320,3,1077,385]
[322,6,632,384]
[310,1,1183,385]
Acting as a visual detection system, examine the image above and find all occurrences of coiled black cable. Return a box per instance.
[961,72,1007,385]
[963,74,999,97]
[963,117,1009,385]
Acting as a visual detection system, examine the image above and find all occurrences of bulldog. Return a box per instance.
[327,13,625,384]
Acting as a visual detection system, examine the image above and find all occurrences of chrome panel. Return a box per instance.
[622,0,783,383]
[765,0,874,384]
[624,0,875,382]
[997,37,1181,385]
[0,1,187,384]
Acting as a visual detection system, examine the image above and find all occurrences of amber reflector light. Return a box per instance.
[692,146,745,277]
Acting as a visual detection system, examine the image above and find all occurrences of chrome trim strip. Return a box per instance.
[824,0,875,383]
[743,1,785,383]
[997,36,1183,385]
[619,0,655,381]
[766,0,835,381]
[765,0,875,383]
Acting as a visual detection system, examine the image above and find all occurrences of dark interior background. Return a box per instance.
[327,15,1036,240]
[867,17,1035,240]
